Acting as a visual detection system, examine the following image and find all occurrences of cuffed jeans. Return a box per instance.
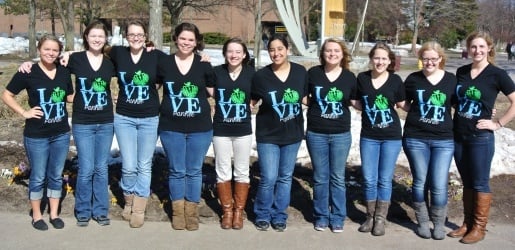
[254,142,301,224]
[403,137,454,206]
[306,131,351,227]
[213,135,252,183]
[454,132,494,193]
[160,130,213,203]
[114,114,158,198]
[24,132,70,200]
[73,123,114,219]
[360,137,401,201]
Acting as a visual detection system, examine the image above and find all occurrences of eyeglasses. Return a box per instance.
[422,57,441,63]
[127,33,145,39]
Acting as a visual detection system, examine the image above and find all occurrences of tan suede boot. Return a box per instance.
[448,188,474,238]
[129,196,147,228]
[217,182,233,229]
[460,192,492,244]
[171,199,186,230]
[358,200,376,233]
[122,194,134,221]
[184,201,199,231]
[232,182,249,230]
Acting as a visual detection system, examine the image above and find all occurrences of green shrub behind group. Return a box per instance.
[202,32,229,45]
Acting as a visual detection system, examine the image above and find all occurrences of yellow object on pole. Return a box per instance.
[418,59,423,70]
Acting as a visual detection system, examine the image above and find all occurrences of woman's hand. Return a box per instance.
[18,61,33,73]
[476,119,501,131]
[22,106,43,119]
[60,52,71,66]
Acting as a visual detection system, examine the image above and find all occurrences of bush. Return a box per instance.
[163,32,172,43]
[202,32,229,45]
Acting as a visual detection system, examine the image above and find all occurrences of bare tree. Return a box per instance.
[29,0,37,58]
[149,0,163,49]
[163,0,231,32]
[54,0,75,51]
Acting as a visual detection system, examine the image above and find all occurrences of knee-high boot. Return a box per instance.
[413,202,431,239]
[217,182,233,229]
[448,188,474,237]
[460,192,492,244]
[232,182,249,230]
[372,201,389,236]
[358,200,376,233]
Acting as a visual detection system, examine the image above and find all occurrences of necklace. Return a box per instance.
[229,66,242,80]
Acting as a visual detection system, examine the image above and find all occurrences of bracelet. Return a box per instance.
[497,120,503,128]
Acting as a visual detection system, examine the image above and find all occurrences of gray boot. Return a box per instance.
[413,202,431,239]
[358,200,376,232]
[372,201,389,236]
[430,205,447,240]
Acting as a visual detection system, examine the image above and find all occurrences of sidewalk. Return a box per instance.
[1,211,514,250]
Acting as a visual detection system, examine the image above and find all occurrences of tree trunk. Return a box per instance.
[29,0,37,58]
[149,0,163,50]
[254,0,262,69]
[65,0,75,51]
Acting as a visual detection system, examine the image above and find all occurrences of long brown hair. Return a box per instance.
[368,42,396,72]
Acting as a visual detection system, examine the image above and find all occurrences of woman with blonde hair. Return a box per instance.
[306,38,358,233]
[403,41,457,240]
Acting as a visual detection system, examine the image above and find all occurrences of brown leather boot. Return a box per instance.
[171,199,185,230]
[232,182,249,230]
[217,182,233,229]
[122,194,133,221]
[358,200,376,233]
[184,201,199,231]
[129,196,147,228]
[460,192,492,244]
[448,188,474,238]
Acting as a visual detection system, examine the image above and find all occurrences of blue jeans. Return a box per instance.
[360,137,401,202]
[454,133,494,193]
[24,132,70,200]
[403,138,454,206]
[254,142,301,224]
[306,131,351,227]
[73,123,114,219]
[160,130,213,203]
[114,114,158,198]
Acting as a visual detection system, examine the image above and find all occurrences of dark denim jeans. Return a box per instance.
[160,130,213,203]
[24,132,70,200]
[403,137,454,206]
[306,131,351,228]
[73,123,114,219]
[454,132,494,193]
[254,142,301,224]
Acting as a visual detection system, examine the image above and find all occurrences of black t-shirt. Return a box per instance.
[251,62,307,144]
[454,63,515,136]
[403,70,457,139]
[109,46,163,118]
[307,65,357,134]
[357,70,405,140]
[158,54,215,133]
[6,63,73,138]
[212,64,254,136]
[68,51,115,124]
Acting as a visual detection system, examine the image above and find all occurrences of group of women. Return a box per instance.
[2,20,514,245]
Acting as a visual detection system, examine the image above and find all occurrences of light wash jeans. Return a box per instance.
[114,113,158,198]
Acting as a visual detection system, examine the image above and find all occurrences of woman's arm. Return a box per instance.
[351,99,362,111]
[1,89,42,119]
